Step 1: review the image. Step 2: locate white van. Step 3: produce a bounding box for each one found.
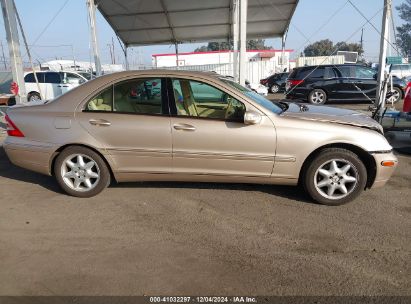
[24,71,88,101]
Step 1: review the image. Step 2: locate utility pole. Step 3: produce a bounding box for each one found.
[86,0,102,76]
[238,0,247,86]
[375,0,391,122]
[1,0,27,103]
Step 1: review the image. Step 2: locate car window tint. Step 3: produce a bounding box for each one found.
[86,86,113,112]
[171,79,245,121]
[335,66,353,78]
[324,67,337,79]
[114,78,162,114]
[24,72,44,83]
[65,73,85,84]
[309,67,325,78]
[45,72,61,84]
[355,66,375,79]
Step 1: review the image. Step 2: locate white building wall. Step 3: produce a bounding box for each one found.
[153,50,291,68]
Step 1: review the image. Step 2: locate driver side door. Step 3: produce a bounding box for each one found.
[169,78,276,177]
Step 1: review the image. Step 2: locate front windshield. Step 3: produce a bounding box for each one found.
[220,78,283,114]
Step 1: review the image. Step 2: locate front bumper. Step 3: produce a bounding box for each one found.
[369,151,398,188]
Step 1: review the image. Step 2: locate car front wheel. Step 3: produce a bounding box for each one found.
[28,92,41,102]
[386,87,402,104]
[308,89,327,105]
[302,148,367,205]
[54,146,111,197]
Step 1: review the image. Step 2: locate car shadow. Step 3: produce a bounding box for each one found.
[0,146,63,193]
[0,145,312,204]
[111,181,311,204]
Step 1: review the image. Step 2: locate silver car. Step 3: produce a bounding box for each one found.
[4,70,398,205]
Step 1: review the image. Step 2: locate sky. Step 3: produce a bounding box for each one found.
[0,0,406,67]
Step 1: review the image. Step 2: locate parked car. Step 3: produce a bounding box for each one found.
[4,70,397,205]
[24,71,88,101]
[245,80,268,96]
[260,72,289,93]
[285,64,407,104]
[388,64,411,79]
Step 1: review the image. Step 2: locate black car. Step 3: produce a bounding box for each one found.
[260,72,289,93]
[285,64,407,104]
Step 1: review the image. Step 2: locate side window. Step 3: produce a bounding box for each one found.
[64,73,86,84]
[309,67,325,78]
[113,78,162,114]
[45,72,62,84]
[24,72,44,83]
[335,66,353,78]
[86,86,113,112]
[24,73,34,83]
[355,66,375,79]
[325,67,337,79]
[171,79,246,121]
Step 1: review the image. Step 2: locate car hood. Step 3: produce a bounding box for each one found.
[281,103,383,133]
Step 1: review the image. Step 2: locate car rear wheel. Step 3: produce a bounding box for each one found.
[302,148,367,205]
[308,89,327,105]
[28,92,41,102]
[270,84,280,93]
[54,146,110,197]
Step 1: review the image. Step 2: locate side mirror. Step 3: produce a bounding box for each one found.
[244,111,262,125]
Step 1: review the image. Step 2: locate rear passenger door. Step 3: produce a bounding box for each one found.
[331,66,360,100]
[44,72,62,99]
[77,77,172,175]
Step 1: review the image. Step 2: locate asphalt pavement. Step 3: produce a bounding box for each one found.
[0,99,410,296]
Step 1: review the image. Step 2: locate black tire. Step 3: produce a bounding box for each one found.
[270,84,280,93]
[386,87,402,104]
[302,148,367,206]
[54,146,110,198]
[308,89,327,105]
[27,92,41,102]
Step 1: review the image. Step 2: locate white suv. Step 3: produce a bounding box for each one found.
[389,64,411,79]
[24,71,88,101]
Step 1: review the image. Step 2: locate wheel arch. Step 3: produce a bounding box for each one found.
[298,143,377,189]
[49,143,116,182]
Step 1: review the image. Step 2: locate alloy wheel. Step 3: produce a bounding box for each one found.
[61,154,100,192]
[314,159,359,200]
[311,91,325,104]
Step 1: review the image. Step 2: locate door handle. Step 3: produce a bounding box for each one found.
[89,119,111,126]
[173,123,196,131]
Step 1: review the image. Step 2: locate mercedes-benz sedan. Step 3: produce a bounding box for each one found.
[4,70,398,205]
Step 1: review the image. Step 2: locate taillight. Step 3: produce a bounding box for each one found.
[5,114,24,137]
[260,79,268,85]
[289,79,304,86]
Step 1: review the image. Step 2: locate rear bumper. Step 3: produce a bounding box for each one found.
[369,151,398,188]
[3,137,54,176]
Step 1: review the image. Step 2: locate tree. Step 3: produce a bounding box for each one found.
[194,39,271,52]
[303,39,363,57]
[303,39,334,56]
[396,0,411,57]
